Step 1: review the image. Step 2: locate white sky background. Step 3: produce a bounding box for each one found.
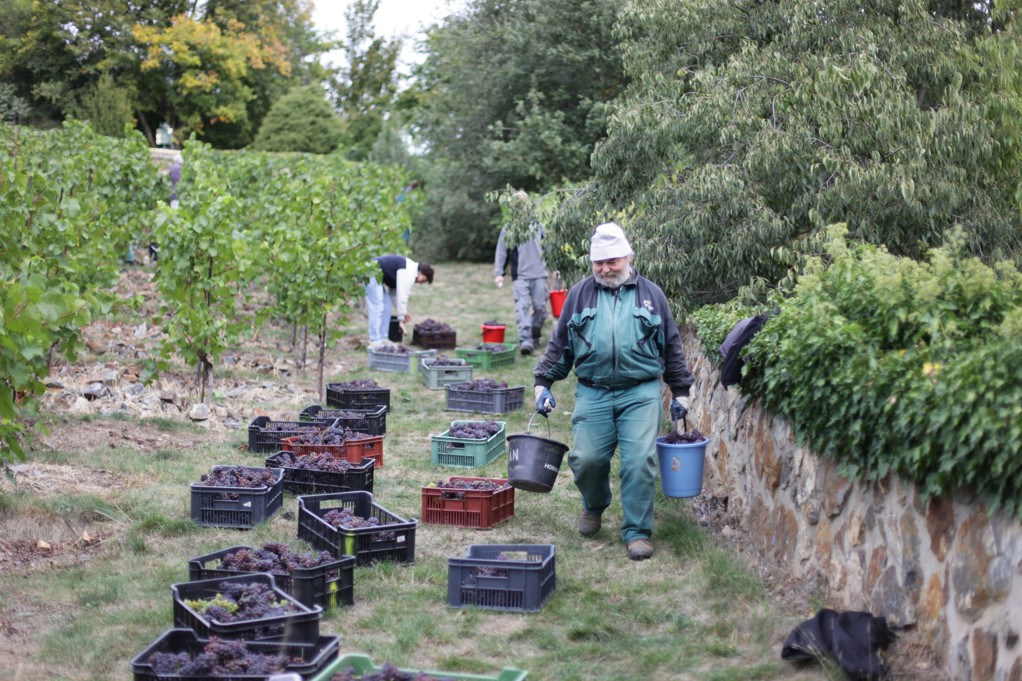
[312,0,468,71]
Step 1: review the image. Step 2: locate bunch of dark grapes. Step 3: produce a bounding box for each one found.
[482,320,502,326]
[451,379,508,392]
[423,354,463,367]
[334,379,380,390]
[463,553,512,583]
[436,479,506,492]
[447,421,500,439]
[321,508,395,542]
[267,422,320,434]
[218,542,336,575]
[375,344,412,355]
[200,467,278,499]
[285,452,356,473]
[415,319,454,334]
[329,662,456,681]
[471,343,509,353]
[319,409,371,419]
[662,428,706,444]
[289,426,373,446]
[150,637,288,676]
[187,581,296,623]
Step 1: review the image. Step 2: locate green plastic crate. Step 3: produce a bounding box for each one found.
[455,343,516,371]
[430,421,506,468]
[419,357,473,390]
[310,653,527,681]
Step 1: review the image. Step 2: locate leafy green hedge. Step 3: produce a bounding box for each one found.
[692,226,1022,519]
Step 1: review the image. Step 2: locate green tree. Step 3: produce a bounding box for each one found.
[412,0,628,261]
[68,73,136,137]
[542,0,1022,307]
[331,0,402,162]
[252,85,344,153]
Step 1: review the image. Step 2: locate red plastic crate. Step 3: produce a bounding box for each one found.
[281,434,384,469]
[421,477,515,529]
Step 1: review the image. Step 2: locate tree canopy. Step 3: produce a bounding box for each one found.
[251,85,344,154]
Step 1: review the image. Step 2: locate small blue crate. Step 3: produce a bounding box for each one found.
[447,544,556,613]
[430,421,506,468]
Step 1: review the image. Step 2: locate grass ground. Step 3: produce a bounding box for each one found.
[0,260,837,681]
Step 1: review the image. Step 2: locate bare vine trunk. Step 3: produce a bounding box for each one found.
[317,315,327,403]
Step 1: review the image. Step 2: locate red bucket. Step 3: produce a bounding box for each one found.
[481,324,506,343]
[549,289,568,318]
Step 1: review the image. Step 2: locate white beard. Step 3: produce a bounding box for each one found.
[593,267,631,289]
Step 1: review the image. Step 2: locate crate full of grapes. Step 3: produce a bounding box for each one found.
[367,345,437,373]
[131,628,341,681]
[411,318,457,349]
[325,378,390,411]
[299,404,387,436]
[247,416,338,453]
[297,491,417,566]
[171,573,323,643]
[188,542,356,610]
[455,343,516,371]
[419,354,473,390]
[445,380,525,415]
[430,420,506,468]
[447,544,556,613]
[265,451,375,496]
[190,465,284,530]
[422,477,515,529]
[281,426,385,469]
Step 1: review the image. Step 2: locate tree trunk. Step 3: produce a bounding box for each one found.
[299,325,308,370]
[203,359,214,407]
[136,111,154,146]
[317,315,327,403]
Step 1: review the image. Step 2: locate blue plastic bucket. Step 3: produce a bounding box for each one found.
[656,436,707,498]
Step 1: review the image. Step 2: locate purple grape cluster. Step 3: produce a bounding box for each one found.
[451,379,508,392]
[150,637,288,676]
[329,663,456,681]
[266,422,319,433]
[278,451,356,473]
[447,421,500,439]
[217,542,336,575]
[322,508,396,542]
[186,581,297,623]
[415,318,454,333]
[200,466,278,489]
[423,354,462,367]
[463,552,512,583]
[288,426,374,446]
[374,344,413,355]
[437,479,506,492]
[334,379,380,390]
[470,344,508,353]
[482,320,502,326]
[662,428,706,444]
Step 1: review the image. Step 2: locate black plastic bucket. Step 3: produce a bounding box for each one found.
[506,415,568,493]
[388,316,403,343]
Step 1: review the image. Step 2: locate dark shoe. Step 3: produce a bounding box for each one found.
[627,538,653,561]
[519,340,534,356]
[578,510,602,536]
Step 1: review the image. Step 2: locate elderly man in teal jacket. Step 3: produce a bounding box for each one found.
[532,222,694,561]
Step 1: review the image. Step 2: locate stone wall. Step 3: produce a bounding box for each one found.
[682,333,1022,681]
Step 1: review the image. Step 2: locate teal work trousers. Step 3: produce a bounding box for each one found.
[568,379,662,543]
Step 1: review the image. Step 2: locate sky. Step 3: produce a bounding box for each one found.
[312,0,467,70]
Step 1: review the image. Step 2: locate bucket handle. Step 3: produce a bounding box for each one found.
[525,411,553,438]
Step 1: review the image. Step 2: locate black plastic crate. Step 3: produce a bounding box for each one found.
[190,466,284,530]
[299,404,387,436]
[447,544,556,613]
[188,544,356,610]
[297,491,417,567]
[325,382,391,411]
[411,327,457,349]
[130,628,339,681]
[247,416,336,453]
[265,451,375,496]
[171,573,321,643]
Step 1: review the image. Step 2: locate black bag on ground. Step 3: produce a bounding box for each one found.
[781,608,897,681]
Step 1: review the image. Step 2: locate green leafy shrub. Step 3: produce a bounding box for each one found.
[693,225,1022,518]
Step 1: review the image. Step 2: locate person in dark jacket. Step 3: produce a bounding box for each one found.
[494,191,549,355]
[366,255,434,349]
[533,222,695,560]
